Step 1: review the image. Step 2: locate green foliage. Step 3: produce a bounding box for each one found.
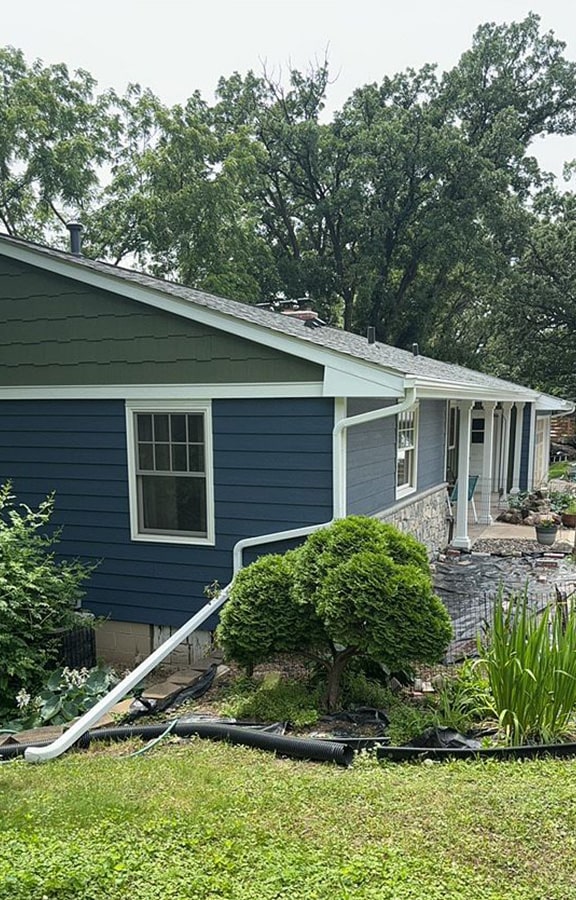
[0,483,94,719]
[317,550,453,672]
[292,515,429,609]
[479,591,576,745]
[1,746,576,899]
[433,660,493,734]
[216,551,325,671]
[385,698,438,747]
[549,460,571,480]
[219,518,451,711]
[8,665,117,731]
[220,675,321,727]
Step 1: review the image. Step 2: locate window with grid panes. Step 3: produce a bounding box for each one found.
[396,409,417,496]
[134,411,208,537]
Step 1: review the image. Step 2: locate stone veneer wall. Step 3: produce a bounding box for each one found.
[376,484,450,559]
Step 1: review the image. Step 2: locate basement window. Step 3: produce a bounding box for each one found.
[126,401,214,545]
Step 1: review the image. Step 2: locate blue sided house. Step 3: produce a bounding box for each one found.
[0,233,572,664]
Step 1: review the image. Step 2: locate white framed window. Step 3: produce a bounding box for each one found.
[396,408,418,498]
[126,400,215,545]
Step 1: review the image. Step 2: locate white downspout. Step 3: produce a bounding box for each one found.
[232,383,418,568]
[25,381,417,763]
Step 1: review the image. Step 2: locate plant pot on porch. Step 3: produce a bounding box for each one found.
[535,525,558,546]
[561,511,576,528]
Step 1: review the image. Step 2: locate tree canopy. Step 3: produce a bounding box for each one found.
[2,13,576,395]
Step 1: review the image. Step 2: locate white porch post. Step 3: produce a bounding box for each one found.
[479,401,496,525]
[500,402,512,500]
[510,402,526,495]
[452,400,473,549]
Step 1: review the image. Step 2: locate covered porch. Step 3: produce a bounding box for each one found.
[447,398,552,551]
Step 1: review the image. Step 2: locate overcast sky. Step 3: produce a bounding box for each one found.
[3,0,576,177]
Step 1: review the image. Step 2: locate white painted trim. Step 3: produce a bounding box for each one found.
[333,398,348,517]
[527,404,536,490]
[414,382,537,403]
[323,366,403,398]
[0,239,406,395]
[125,399,215,546]
[510,402,526,494]
[395,404,419,500]
[0,381,325,401]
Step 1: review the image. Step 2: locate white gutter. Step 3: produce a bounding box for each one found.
[25,382,417,763]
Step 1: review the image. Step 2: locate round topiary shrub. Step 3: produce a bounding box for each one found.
[319,551,453,672]
[216,550,326,671]
[292,515,429,608]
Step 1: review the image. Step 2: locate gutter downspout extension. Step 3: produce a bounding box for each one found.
[25,382,417,763]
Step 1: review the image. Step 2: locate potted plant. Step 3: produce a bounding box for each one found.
[534,513,560,545]
[561,500,576,528]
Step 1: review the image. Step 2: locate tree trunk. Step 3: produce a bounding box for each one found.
[324,647,357,712]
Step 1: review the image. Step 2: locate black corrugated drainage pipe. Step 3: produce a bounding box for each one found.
[0,722,354,767]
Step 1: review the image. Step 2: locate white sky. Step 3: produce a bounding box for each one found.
[3,0,576,177]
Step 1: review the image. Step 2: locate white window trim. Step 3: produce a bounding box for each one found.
[396,406,419,500]
[125,399,215,546]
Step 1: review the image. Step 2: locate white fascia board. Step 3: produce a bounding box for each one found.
[0,241,405,392]
[534,396,575,413]
[414,380,537,403]
[323,366,403,398]
[0,381,325,401]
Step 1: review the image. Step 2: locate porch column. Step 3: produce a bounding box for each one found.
[452,400,473,550]
[510,402,526,495]
[500,402,513,500]
[479,401,496,524]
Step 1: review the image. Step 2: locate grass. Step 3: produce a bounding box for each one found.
[548,459,571,480]
[1,741,576,899]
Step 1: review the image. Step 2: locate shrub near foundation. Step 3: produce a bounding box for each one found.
[218,517,452,711]
[0,483,94,721]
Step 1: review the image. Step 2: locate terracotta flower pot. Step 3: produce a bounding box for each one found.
[561,512,576,528]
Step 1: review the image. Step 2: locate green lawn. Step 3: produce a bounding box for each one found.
[1,740,575,899]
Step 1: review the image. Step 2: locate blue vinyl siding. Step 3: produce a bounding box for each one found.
[346,398,447,517]
[0,397,333,628]
[417,400,446,491]
[346,399,396,516]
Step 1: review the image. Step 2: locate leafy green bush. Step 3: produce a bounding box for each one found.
[318,550,452,672]
[217,551,325,672]
[479,591,576,745]
[292,515,429,609]
[218,517,452,711]
[0,482,95,719]
[220,676,321,727]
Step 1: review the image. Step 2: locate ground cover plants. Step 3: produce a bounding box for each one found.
[1,743,576,899]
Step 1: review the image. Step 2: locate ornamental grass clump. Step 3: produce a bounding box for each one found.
[479,591,576,746]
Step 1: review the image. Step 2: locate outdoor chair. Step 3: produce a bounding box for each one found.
[448,474,479,524]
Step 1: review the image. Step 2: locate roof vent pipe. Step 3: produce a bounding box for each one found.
[412,342,419,357]
[66,222,84,256]
[367,327,376,344]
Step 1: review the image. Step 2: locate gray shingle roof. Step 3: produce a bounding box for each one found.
[0,233,568,405]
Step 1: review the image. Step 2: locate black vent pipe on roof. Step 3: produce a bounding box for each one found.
[367,326,376,344]
[66,221,84,256]
[412,342,419,357]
